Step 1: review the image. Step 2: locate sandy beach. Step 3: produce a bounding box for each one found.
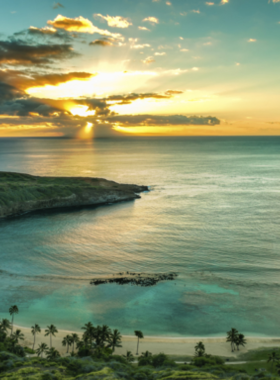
[12,324,280,358]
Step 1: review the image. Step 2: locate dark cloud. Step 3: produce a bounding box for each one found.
[105,92,176,105]
[165,90,183,95]
[0,97,63,117]
[53,2,64,9]
[0,82,26,102]
[0,83,219,137]
[89,38,114,47]
[108,114,220,126]
[0,39,77,66]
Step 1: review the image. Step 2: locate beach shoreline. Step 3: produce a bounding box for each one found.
[11,323,280,358]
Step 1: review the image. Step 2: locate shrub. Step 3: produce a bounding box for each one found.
[24,346,35,354]
[134,373,149,380]
[108,361,129,372]
[192,356,225,367]
[152,353,169,367]
[77,346,92,357]
[162,359,177,368]
[111,355,129,365]
[178,364,195,371]
[138,357,152,366]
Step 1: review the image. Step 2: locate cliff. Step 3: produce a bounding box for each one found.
[0,171,148,218]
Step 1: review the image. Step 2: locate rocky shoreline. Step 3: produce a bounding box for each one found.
[0,171,148,218]
[90,272,178,287]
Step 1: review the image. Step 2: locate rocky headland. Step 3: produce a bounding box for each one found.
[0,171,148,218]
[90,272,178,287]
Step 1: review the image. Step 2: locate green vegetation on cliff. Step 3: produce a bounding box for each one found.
[1,350,280,380]
[0,171,148,218]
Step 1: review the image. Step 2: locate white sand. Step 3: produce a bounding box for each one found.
[12,324,280,358]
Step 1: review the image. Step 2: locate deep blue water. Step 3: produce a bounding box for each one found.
[0,137,280,336]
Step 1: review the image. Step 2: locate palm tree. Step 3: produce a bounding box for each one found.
[82,322,95,347]
[123,350,134,363]
[235,334,246,351]
[0,318,11,333]
[71,333,80,354]
[76,339,85,351]
[45,324,58,348]
[96,325,111,347]
[267,352,280,372]
[108,329,122,352]
[36,342,48,358]
[62,335,72,353]
[9,305,19,336]
[12,329,24,343]
[226,328,238,352]
[195,341,205,357]
[46,347,60,360]
[31,324,41,350]
[140,350,152,358]
[134,330,144,355]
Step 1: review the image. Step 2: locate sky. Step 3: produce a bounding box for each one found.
[0,0,279,138]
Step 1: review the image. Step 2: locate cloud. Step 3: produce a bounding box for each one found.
[166,1,172,5]
[29,26,58,35]
[0,85,220,137]
[0,69,95,90]
[106,92,176,104]
[143,17,159,24]
[138,26,150,31]
[163,68,189,75]
[0,82,26,102]
[165,90,183,95]
[15,26,74,42]
[220,0,229,4]
[47,15,123,39]
[94,14,132,28]
[29,72,95,88]
[108,114,220,126]
[128,38,150,49]
[180,48,189,52]
[155,52,166,56]
[206,2,214,5]
[89,38,116,46]
[248,38,257,42]
[0,39,77,66]
[53,2,64,9]
[131,44,151,49]
[142,56,155,64]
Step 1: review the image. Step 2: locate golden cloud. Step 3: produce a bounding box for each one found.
[47,15,123,39]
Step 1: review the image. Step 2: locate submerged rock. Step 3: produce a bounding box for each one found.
[90,272,178,287]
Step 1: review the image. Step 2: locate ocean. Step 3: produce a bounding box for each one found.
[0,136,280,337]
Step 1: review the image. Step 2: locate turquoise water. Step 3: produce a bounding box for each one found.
[0,137,280,336]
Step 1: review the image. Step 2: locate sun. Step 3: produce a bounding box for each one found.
[70,105,96,117]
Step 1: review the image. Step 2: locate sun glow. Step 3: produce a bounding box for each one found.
[26,71,158,99]
[69,105,96,117]
[77,122,94,139]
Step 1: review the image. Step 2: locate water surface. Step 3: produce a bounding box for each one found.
[0,137,279,336]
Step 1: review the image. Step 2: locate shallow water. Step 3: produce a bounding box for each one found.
[0,137,280,336]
